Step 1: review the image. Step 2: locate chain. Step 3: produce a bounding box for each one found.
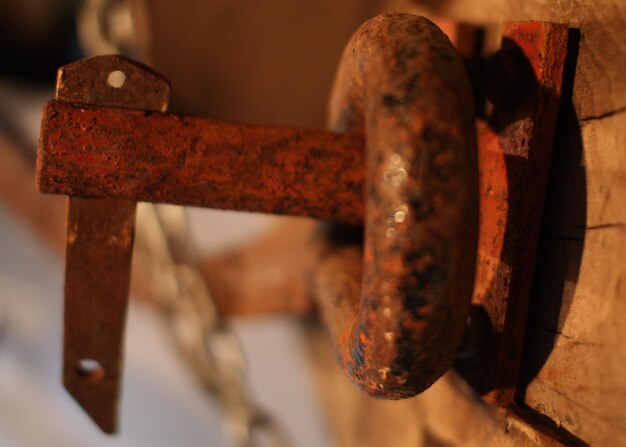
[77,2,290,445]
[135,206,290,447]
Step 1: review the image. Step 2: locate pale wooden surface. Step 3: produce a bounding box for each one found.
[522,113,626,444]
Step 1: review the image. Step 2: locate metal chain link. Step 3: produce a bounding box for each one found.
[77,2,291,445]
[136,205,290,447]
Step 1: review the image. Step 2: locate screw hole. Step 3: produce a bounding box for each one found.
[76,358,105,384]
[107,70,126,88]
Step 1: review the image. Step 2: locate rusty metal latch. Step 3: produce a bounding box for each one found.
[36,13,568,433]
[41,56,170,432]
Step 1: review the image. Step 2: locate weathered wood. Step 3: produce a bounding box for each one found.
[521,113,626,445]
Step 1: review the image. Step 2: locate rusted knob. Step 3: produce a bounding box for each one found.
[316,13,478,398]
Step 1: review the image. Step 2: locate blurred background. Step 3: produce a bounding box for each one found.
[0,0,386,445]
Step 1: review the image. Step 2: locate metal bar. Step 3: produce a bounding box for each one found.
[37,100,365,225]
[47,55,171,433]
[63,197,136,432]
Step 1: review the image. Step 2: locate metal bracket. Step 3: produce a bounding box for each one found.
[41,55,170,433]
[456,22,568,405]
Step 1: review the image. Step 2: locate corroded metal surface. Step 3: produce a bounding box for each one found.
[46,55,170,433]
[63,197,136,433]
[319,13,478,398]
[54,55,169,112]
[37,101,365,224]
[456,22,569,405]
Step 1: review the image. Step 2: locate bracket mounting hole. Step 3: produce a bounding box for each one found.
[107,70,126,88]
[76,358,105,383]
